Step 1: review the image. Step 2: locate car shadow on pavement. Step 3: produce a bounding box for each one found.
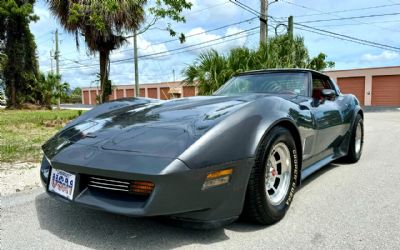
[35,193,230,249]
[227,163,345,233]
[34,163,344,248]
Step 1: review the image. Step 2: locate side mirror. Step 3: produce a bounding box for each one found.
[321,89,336,99]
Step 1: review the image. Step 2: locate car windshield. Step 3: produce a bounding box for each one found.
[214,72,308,96]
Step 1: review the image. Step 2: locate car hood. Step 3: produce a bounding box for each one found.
[43,95,265,159]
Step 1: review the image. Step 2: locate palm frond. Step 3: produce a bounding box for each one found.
[182,34,334,94]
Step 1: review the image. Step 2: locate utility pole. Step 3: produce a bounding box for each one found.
[288,15,294,39]
[133,29,139,97]
[260,0,278,44]
[260,0,267,44]
[54,29,61,109]
[173,69,175,82]
[50,50,54,73]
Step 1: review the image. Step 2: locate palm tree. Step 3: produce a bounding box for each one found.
[183,34,335,94]
[183,50,229,95]
[37,72,69,108]
[47,0,147,102]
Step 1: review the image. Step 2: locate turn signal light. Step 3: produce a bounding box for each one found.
[130,181,155,195]
[206,168,233,179]
[202,168,233,190]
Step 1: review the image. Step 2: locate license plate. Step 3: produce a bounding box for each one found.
[48,168,76,200]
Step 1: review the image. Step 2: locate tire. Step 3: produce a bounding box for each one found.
[342,114,364,163]
[243,126,299,225]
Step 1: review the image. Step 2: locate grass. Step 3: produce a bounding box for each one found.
[0,109,83,163]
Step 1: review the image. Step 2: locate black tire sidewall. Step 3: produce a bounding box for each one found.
[257,127,298,220]
[352,115,364,160]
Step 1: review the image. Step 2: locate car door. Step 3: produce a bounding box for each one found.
[308,73,344,163]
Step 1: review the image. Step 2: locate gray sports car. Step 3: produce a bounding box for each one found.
[40,69,364,228]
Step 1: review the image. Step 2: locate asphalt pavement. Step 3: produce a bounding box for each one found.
[1,112,400,250]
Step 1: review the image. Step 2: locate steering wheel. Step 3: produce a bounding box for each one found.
[265,82,283,93]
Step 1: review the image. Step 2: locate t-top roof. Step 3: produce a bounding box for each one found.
[238,68,328,77]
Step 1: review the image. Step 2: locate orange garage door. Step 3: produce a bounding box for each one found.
[83,91,89,105]
[183,86,196,97]
[337,77,365,105]
[147,88,157,98]
[160,87,170,100]
[372,75,400,106]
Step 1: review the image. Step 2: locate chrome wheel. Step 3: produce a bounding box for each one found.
[355,122,363,154]
[265,142,292,205]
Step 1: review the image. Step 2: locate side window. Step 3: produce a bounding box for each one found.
[312,75,334,100]
[329,78,341,94]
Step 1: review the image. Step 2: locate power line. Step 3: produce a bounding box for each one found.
[312,19,400,28]
[57,27,258,71]
[280,0,399,33]
[60,56,94,67]
[229,0,260,17]
[229,0,281,23]
[298,12,400,24]
[229,0,400,51]
[129,30,258,62]
[118,17,257,53]
[295,26,398,52]
[143,1,231,38]
[280,3,400,18]
[188,1,230,15]
[112,30,257,69]
[56,30,257,72]
[57,17,258,67]
[55,7,256,59]
[295,23,400,52]
[115,27,257,62]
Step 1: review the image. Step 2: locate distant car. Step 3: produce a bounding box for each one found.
[40,69,363,228]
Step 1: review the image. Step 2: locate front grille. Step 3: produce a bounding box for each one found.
[88,176,130,192]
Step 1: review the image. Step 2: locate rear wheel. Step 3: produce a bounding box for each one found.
[343,114,364,163]
[243,126,298,225]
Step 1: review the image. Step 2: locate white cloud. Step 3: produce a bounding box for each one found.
[361,51,399,62]
[184,26,249,54]
[118,35,170,60]
[186,27,220,43]
[137,36,169,57]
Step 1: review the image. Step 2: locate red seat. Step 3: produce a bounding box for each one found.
[312,89,323,100]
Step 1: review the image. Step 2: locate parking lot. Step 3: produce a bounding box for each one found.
[1,111,400,249]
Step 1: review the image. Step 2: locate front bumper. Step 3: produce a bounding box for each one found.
[40,145,254,223]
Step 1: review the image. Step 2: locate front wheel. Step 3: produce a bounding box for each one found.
[243,126,298,225]
[343,114,364,163]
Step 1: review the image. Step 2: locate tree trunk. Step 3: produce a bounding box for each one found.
[99,50,111,103]
[10,79,16,107]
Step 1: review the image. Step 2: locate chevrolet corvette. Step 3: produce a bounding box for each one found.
[41,69,364,228]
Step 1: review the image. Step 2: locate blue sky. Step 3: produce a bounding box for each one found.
[30,0,400,89]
